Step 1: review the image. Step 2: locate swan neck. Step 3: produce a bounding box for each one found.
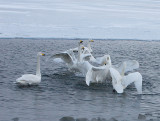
[121,62,126,76]
[78,43,82,62]
[87,42,91,51]
[36,55,41,76]
[109,60,112,66]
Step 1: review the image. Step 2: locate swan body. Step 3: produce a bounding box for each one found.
[86,64,111,86]
[85,56,112,86]
[16,52,45,86]
[16,74,41,86]
[109,66,142,94]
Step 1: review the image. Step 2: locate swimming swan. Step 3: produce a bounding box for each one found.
[109,63,142,94]
[16,52,45,86]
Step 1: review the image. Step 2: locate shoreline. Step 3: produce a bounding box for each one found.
[0,37,159,42]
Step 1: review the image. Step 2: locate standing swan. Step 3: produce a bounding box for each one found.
[16,52,45,86]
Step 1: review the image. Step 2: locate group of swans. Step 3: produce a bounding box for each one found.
[50,40,143,94]
[15,40,142,94]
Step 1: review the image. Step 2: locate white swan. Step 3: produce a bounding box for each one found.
[85,56,140,86]
[50,41,92,72]
[16,52,45,86]
[85,55,112,86]
[109,63,142,94]
[87,39,94,53]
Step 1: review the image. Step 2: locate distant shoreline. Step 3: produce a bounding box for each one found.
[0,37,159,42]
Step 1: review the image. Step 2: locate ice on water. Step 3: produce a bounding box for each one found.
[0,0,160,40]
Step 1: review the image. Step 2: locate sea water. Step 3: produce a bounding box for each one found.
[0,38,160,121]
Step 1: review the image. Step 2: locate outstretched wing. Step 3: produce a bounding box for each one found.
[109,67,123,93]
[122,72,142,94]
[50,52,73,65]
[114,60,139,74]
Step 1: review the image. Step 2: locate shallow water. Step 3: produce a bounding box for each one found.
[0,39,160,121]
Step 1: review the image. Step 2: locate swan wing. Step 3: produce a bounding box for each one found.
[51,52,73,65]
[109,67,123,93]
[86,65,110,85]
[83,47,91,54]
[86,69,93,86]
[122,72,142,94]
[77,61,92,75]
[124,60,139,71]
[85,66,104,86]
[93,56,104,65]
[114,60,139,74]
[82,53,92,61]
[92,66,106,71]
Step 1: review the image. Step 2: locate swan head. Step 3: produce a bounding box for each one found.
[104,55,111,65]
[38,52,45,56]
[89,40,94,42]
[80,40,83,43]
[81,46,85,50]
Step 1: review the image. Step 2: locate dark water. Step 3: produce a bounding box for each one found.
[0,38,160,121]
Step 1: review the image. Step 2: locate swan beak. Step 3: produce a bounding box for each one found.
[41,53,45,56]
[90,40,94,42]
[80,40,83,43]
[104,62,106,65]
